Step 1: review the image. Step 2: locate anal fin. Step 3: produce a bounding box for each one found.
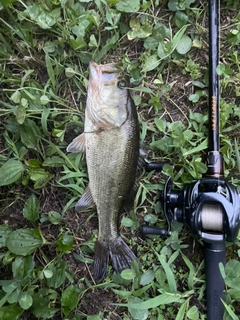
[75,187,95,211]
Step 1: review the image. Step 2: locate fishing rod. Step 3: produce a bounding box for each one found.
[141,0,240,318]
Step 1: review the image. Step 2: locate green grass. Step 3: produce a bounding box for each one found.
[1,0,240,319]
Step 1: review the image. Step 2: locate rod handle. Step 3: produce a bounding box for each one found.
[204,241,226,320]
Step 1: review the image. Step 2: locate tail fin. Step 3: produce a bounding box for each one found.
[110,237,138,274]
[93,237,137,282]
[93,241,110,282]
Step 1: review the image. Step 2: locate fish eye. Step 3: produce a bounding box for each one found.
[117,80,127,89]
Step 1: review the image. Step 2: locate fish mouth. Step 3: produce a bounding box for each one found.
[89,60,121,75]
[89,61,122,84]
[88,61,123,102]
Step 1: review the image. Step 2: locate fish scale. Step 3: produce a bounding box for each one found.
[67,61,139,281]
[87,114,138,241]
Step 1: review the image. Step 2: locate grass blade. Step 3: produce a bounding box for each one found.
[234,138,240,172]
[155,251,177,293]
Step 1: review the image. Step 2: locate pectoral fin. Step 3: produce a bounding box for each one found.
[75,187,95,211]
[67,133,85,153]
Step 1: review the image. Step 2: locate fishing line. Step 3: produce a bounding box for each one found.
[200,203,223,232]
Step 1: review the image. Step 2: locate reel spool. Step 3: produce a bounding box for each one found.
[200,204,223,232]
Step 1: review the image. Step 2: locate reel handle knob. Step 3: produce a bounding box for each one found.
[140,225,170,236]
[145,162,168,172]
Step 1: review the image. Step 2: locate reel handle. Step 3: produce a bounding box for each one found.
[204,241,226,319]
[145,162,168,172]
[140,225,169,236]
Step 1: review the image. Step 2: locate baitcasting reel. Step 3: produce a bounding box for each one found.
[162,176,240,243]
[141,163,240,243]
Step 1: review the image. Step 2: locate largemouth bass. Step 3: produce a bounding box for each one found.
[67,61,139,282]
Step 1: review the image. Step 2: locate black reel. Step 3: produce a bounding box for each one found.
[141,176,240,243]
